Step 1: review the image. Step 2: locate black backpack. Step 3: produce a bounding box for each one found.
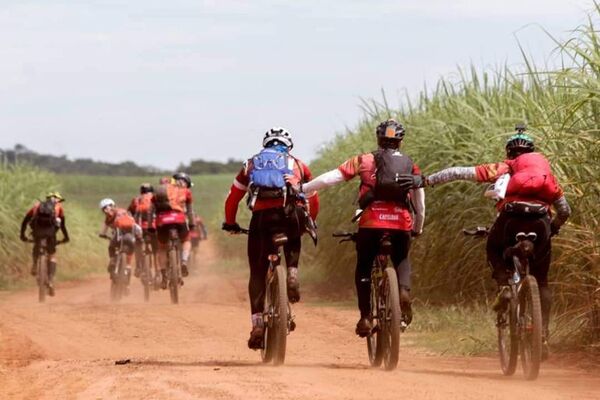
[360,149,414,208]
[33,199,56,229]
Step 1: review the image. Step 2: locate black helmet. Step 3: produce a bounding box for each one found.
[140,183,154,194]
[376,119,405,141]
[172,172,193,188]
[506,124,535,159]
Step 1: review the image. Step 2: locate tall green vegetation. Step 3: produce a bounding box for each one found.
[310,8,600,351]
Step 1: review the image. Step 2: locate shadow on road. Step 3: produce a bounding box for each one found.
[130,359,370,370]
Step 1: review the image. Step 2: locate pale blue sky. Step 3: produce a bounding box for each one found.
[0,0,593,169]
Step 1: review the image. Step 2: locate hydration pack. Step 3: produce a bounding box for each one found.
[153,184,186,213]
[372,149,414,202]
[248,148,292,208]
[33,200,57,229]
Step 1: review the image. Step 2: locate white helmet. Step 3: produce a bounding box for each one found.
[99,198,115,210]
[263,126,293,150]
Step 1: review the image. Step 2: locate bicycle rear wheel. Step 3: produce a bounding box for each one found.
[110,255,125,302]
[497,291,518,376]
[519,275,542,380]
[272,264,289,365]
[168,248,180,304]
[142,252,152,302]
[382,267,401,371]
[367,273,383,367]
[37,254,48,303]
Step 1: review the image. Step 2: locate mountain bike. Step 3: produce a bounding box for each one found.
[464,226,543,380]
[240,228,296,366]
[101,229,131,302]
[140,231,158,302]
[28,237,63,303]
[166,227,183,304]
[333,231,403,371]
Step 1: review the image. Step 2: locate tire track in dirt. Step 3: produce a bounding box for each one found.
[0,239,599,399]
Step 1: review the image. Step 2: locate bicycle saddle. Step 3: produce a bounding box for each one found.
[272,233,288,247]
[516,232,537,242]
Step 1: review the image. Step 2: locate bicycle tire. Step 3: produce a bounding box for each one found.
[519,275,542,380]
[272,264,288,365]
[498,291,518,376]
[168,247,180,304]
[37,254,48,303]
[367,272,383,367]
[261,267,275,363]
[382,267,401,371]
[143,252,152,302]
[111,255,124,302]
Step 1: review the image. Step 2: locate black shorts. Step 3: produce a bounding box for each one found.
[157,223,189,245]
[33,234,57,256]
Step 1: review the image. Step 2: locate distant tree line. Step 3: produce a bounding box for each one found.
[0,144,242,176]
[177,158,243,175]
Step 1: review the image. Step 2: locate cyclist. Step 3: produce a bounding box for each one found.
[288,119,425,337]
[412,125,571,357]
[222,127,319,349]
[20,192,70,296]
[152,172,195,288]
[99,198,138,291]
[128,183,157,278]
[189,212,208,256]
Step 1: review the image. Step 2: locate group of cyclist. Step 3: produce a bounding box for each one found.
[222,122,570,359]
[20,120,571,360]
[21,173,207,297]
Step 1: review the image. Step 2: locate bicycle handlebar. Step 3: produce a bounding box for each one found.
[463,226,489,237]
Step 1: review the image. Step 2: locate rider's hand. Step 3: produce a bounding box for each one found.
[396,174,424,190]
[188,224,196,229]
[61,237,70,244]
[20,234,27,242]
[284,174,302,192]
[411,230,421,238]
[222,222,241,234]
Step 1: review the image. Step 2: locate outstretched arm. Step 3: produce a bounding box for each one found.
[411,188,425,234]
[426,167,477,186]
[301,169,345,194]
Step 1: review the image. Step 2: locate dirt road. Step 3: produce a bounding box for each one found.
[1,240,598,400]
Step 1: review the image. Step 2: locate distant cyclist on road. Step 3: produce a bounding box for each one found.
[20,192,70,296]
[128,183,157,278]
[189,212,208,259]
[403,124,571,358]
[99,198,138,292]
[287,119,425,337]
[152,173,195,288]
[222,127,319,349]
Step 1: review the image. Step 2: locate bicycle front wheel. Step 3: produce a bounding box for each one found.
[497,290,518,376]
[519,275,542,380]
[367,272,383,367]
[381,267,401,371]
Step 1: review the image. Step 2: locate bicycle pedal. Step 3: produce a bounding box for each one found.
[289,320,296,332]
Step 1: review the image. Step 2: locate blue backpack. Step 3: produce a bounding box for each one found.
[248,148,292,208]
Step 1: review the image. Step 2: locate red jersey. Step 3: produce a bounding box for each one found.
[338,152,420,230]
[128,193,155,229]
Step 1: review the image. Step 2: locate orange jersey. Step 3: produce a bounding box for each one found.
[105,208,135,231]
